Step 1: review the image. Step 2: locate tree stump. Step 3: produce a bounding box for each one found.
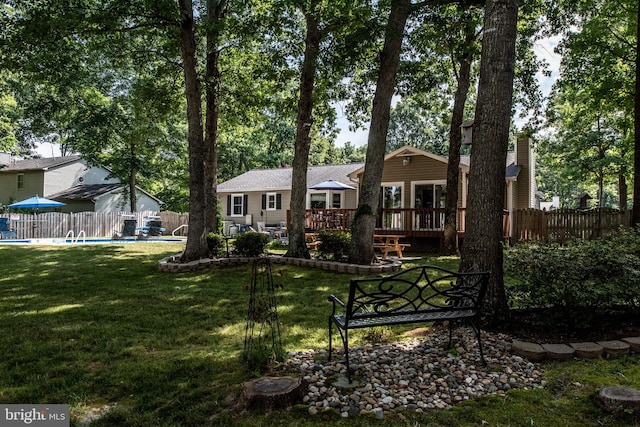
[241,376,305,410]
[598,386,640,420]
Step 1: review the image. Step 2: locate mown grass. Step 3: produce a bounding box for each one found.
[0,243,638,426]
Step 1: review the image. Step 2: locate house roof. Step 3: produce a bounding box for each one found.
[460,151,519,178]
[0,155,83,172]
[217,163,364,193]
[218,145,526,193]
[48,184,124,201]
[48,184,163,204]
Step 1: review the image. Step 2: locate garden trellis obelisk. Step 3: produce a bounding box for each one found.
[243,256,284,371]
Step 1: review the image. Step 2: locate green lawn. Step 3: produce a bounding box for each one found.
[0,243,638,426]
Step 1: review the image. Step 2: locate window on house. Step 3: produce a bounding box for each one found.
[17,174,24,191]
[310,192,327,209]
[266,193,277,210]
[414,183,446,208]
[380,184,402,209]
[379,184,403,229]
[262,193,281,211]
[332,193,341,208]
[231,194,244,217]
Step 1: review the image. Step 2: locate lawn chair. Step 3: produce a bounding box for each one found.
[0,217,17,239]
[256,221,272,236]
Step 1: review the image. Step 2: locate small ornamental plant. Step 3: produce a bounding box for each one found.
[317,230,351,261]
[205,232,225,258]
[234,231,271,257]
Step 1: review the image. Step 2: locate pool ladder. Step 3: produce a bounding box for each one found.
[64,230,86,243]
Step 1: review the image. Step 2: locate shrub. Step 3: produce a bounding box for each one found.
[206,233,225,258]
[317,230,351,261]
[233,231,271,257]
[504,227,640,326]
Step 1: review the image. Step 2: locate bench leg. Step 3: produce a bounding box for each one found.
[468,320,487,366]
[343,328,351,383]
[328,317,333,361]
[449,320,486,366]
[329,325,353,383]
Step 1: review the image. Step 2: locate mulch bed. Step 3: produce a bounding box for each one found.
[489,307,640,344]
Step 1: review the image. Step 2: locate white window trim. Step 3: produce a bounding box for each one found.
[230,193,244,217]
[380,182,404,209]
[306,190,328,209]
[266,192,277,211]
[331,192,342,209]
[411,180,446,209]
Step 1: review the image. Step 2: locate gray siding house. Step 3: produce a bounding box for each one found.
[0,155,162,213]
[217,163,363,228]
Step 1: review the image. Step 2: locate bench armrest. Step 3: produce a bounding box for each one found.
[328,294,346,317]
[327,294,345,307]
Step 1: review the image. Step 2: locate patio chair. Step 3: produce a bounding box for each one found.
[256,221,272,236]
[0,217,17,239]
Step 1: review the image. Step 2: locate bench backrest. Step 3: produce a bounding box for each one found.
[346,265,490,319]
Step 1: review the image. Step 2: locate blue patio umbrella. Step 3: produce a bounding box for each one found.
[9,195,65,209]
[308,180,355,191]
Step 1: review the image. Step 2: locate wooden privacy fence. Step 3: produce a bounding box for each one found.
[512,208,632,243]
[0,211,189,240]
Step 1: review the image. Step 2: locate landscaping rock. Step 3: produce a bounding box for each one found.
[541,343,575,360]
[622,337,640,353]
[597,340,630,357]
[279,329,544,417]
[570,342,604,359]
[511,341,546,362]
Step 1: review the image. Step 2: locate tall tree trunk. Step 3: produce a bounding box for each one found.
[633,0,640,227]
[204,0,226,235]
[443,18,475,254]
[349,0,411,265]
[286,4,321,259]
[459,0,518,326]
[179,0,208,261]
[620,172,628,211]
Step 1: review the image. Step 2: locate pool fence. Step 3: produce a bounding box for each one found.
[0,211,189,239]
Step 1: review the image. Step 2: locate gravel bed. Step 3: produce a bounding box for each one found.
[278,326,545,418]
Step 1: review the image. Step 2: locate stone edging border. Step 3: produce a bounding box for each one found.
[511,337,640,361]
[158,253,403,275]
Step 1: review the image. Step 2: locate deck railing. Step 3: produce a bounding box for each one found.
[296,208,469,235]
[295,207,511,238]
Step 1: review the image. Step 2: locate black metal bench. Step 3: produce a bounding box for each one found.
[328,265,490,382]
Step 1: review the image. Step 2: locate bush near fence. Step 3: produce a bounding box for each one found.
[0,211,189,239]
[504,228,640,327]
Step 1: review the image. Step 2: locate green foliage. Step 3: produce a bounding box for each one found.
[317,230,351,261]
[504,228,640,326]
[233,231,271,257]
[541,0,636,209]
[205,232,225,258]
